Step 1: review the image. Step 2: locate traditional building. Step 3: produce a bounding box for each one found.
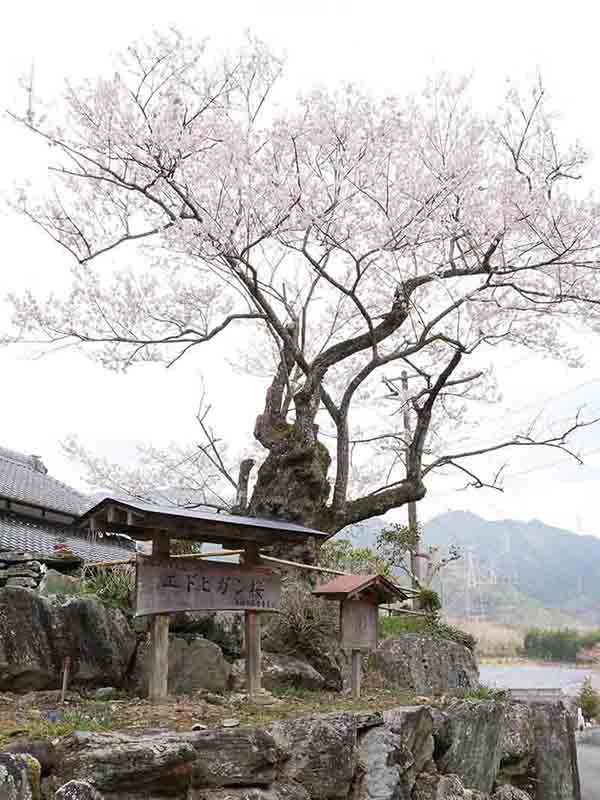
[0,445,135,561]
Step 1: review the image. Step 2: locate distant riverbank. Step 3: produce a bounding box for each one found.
[479,660,600,697]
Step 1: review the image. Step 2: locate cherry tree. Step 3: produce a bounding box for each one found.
[6,32,600,557]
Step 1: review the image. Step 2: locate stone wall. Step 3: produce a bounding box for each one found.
[0,550,83,592]
[2,701,580,800]
[0,554,45,590]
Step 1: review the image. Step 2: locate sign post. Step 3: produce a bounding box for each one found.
[136,550,281,702]
[313,574,407,699]
[148,532,170,704]
[243,543,262,699]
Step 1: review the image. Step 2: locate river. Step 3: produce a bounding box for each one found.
[480,661,600,799]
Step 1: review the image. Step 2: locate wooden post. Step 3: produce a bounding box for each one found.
[351,649,361,699]
[149,531,170,704]
[244,543,261,699]
[60,656,71,704]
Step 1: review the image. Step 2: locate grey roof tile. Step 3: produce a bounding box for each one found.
[81,495,328,537]
[0,447,88,516]
[0,512,135,562]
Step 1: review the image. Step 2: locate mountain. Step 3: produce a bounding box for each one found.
[341,511,600,627]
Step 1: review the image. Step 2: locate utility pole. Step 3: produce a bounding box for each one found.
[401,370,421,605]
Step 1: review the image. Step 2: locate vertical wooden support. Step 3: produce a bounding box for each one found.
[351,649,361,699]
[149,531,170,704]
[244,543,261,699]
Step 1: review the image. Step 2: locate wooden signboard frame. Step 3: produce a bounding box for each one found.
[340,599,378,651]
[141,536,277,704]
[136,556,281,616]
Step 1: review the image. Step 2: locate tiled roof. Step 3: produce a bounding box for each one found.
[0,512,135,562]
[313,573,407,602]
[81,495,328,537]
[0,446,88,516]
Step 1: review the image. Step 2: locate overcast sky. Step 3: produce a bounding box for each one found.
[1,0,600,535]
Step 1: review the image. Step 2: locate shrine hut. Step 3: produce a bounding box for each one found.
[314,574,408,697]
[79,496,328,702]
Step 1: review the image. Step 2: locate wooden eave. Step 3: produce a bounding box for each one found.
[79,496,327,548]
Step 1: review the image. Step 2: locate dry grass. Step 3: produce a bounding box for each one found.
[0,685,417,746]
[447,617,523,658]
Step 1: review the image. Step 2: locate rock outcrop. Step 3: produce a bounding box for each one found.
[0,699,581,800]
[169,611,244,661]
[189,784,310,800]
[355,706,433,800]
[231,652,327,692]
[496,703,535,792]
[0,587,136,691]
[437,700,507,794]
[130,636,230,695]
[492,788,534,800]
[55,781,105,799]
[530,702,580,800]
[375,634,479,695]
[0,752,41,800]
[412,773,472,799]
[268,713,357,800]
[49,727,284,797]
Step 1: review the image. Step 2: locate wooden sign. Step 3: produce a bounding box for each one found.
[136,556,281,616]
[340,599,378,651]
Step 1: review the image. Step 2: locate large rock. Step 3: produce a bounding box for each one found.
[355,707,433,800]
[497,703,535,791]
[383,706,434,776]
[438,700,506,794]
[491,788,532,800]
[268,713,357,800]
[189,727,283,787]
[0,753,41,800]
[130,636,230,695]
[169,611,244,661]
[52,730,197,795]
[375,634,478,695]
[58,595,136,687]
[0,588,136,691]
[428,707,452,759]
[530,702,579,800]
[301,641,347,692]
[3,737,58,776]
[412,773,470,799]
[55,781,105,799]
[190,785,309,800]
[231,652,327,692]
[52,727,284,795]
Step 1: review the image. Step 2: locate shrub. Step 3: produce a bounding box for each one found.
[379,612,476,652]
[263,579,338,657]
[80,565,135,609]
[523,628,582,662]
[464,684,507,701]
[418,587,442,613]
[577,677,600,722]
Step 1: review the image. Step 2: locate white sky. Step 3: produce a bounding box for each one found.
[1,0,600,534]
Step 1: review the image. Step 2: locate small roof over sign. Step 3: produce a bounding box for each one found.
[313,573,408,605]
[79,495,328,547]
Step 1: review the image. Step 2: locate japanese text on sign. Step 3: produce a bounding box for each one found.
[135,556,281,616]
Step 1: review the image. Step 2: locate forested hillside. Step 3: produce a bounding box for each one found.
[342,511,600,626]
